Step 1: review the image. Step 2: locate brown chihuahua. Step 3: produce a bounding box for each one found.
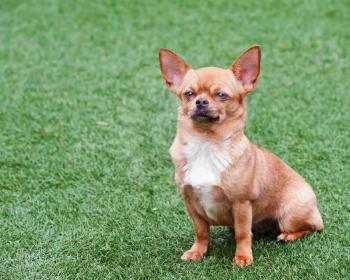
[158,46,323,266]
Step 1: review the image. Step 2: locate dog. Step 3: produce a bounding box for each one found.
[158,46,323,266]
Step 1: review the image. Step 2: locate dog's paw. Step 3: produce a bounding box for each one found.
[181,250,205,261]
[234,255,253,267]
[277,233,294,242]
[277,231,310,242]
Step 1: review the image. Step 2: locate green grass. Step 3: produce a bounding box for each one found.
[1,0,349,279]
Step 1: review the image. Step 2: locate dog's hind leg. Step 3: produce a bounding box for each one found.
[276,183,323,242]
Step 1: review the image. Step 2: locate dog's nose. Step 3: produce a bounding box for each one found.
[195,98,209,109]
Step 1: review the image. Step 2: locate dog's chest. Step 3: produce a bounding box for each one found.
[183,135,231,220]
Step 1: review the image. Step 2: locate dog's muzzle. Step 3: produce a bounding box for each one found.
[191,109,220,123]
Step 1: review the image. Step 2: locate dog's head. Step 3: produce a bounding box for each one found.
[159,46,260,127]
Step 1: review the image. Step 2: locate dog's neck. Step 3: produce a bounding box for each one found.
[178,113,251,177]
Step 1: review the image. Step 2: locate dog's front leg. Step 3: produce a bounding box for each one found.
[233,200,253,266]
[181,200,210,261]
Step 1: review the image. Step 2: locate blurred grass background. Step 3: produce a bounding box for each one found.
[0,0,349,279]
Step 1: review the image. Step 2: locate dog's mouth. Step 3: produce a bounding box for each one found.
[191,110,220,123]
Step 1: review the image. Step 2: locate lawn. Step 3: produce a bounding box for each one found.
[1,0,349,279]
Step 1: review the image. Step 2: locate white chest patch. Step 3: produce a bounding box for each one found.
[183,135,231,221]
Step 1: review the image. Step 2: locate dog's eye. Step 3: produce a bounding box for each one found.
[184,90,194,97]
[216,92,228,99]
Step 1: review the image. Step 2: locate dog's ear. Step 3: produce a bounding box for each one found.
[159,48,191,93]
[231,46,261,94]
